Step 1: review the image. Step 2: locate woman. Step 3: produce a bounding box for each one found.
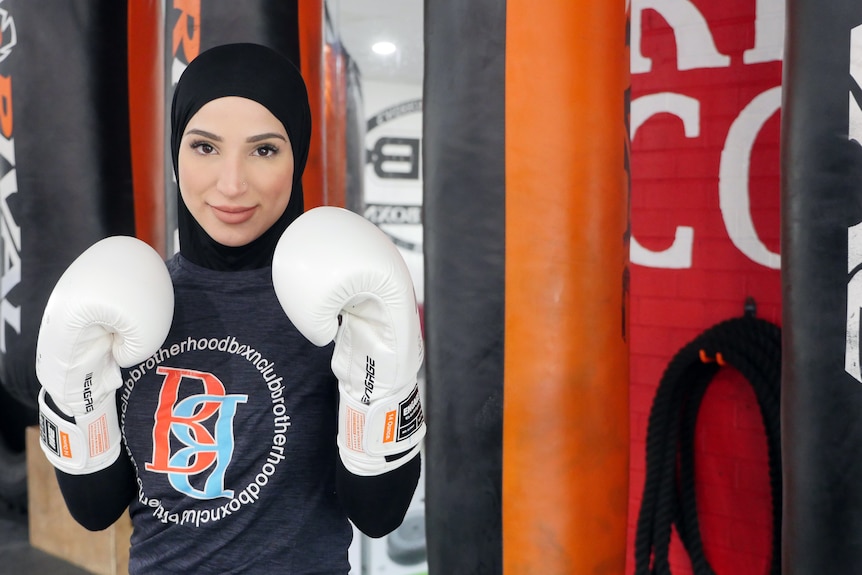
[41,43,422,574]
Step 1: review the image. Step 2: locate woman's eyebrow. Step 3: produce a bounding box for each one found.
[184,128,221,141]
[246,132,288,143]
[183,128,287,143]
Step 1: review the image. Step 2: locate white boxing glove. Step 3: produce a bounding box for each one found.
[36,236,174,475]
[272,206,426,476]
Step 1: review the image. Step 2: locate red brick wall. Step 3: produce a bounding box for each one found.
[626,1,783,573]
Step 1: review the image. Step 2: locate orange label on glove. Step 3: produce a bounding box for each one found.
[60,431,72,459]
[383,410,397,443]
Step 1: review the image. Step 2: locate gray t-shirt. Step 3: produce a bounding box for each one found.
[120,255,352,574]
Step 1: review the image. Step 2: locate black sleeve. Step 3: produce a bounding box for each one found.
[54,454,136,531]
[44,391,137,531]
[335,451,421,538]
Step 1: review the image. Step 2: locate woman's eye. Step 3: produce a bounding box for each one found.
[255,144,278,157]
[190,141,215,155]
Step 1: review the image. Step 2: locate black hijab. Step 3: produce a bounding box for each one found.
[170,43,311,271]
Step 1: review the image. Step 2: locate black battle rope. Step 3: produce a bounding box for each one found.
[633,307,782,575]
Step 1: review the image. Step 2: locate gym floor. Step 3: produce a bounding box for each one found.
[0,508,90,575]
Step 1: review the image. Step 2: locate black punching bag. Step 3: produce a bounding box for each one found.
[0,0,137,408]
[781,0,862,571]
[423,0,506,572]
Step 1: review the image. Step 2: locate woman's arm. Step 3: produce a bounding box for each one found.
[44,392,136,531]
[54,454,136,531]
[335,451,421,538]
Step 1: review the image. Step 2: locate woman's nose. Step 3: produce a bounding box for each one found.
[216,156,247,197]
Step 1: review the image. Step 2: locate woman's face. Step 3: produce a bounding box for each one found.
[178,96,295,247]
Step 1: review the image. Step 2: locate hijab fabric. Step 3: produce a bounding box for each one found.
[170,42,312,270]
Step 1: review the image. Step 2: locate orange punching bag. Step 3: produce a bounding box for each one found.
[424,1,631,573]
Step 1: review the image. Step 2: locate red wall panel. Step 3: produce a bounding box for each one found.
[627,0,782,573]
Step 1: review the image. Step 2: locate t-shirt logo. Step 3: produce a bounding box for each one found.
[145,366,248,500]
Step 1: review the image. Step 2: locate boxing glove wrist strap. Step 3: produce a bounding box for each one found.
[38,389,122,475]
[337,381,426,476]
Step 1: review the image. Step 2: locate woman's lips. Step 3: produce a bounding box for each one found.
[211,205,255,224]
